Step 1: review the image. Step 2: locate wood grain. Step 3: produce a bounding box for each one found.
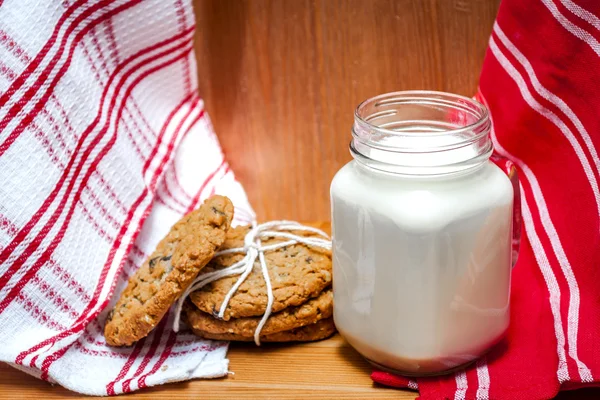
[193,0,501,221]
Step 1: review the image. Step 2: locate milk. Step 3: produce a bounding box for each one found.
[331,160,513,375]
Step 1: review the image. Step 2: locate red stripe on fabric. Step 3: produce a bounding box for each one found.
[171,163,193,200]
[463,363,480,399]
[155,191,185,214]
[156,110,207,212]
[0,0,90,106]
[105,18,120,63]
[0,27,194,295]
[74,342,215,360]
[31,275,79,320]
[0,0,103,125]
[169,344,217,358]
[48,258,91,303]
[40,343,73,381]
[29,121,65,166]
[186,156,225,214]
[0,60,16,81]
[0,213,92,305]
[131,244,148,260]
[120,258,139,282]
[137,331,177,389]
[143,98,201,216]
[0,0,143,158]
[16,293,68,331]
[90,319,108,341]
[74,341,129,359]
[121,318,169,393]
[0,30,29,64]
[15,90,196,367]
[144,100,205,215]
[0,50,125,257]
[94,171,129,215]
[103,17,158,155]
[6,47,196,328]
[0,213,18,236]
[0,0,112,120]
[0,28,131,218]
[82,186,122,232]
[79,200,113,243]
[208,164,231,197]
[87,24,154,154]
[29,354,40,369]
[148,99,204,214]
[129,101,158,145]
[141,97,198,174]
[106,336,147,395]
[121,114,151,157]
[106,14,159,145]
[81,330,107,348]
[162,173,190,210]
[174,0,192,94]
[0,53,72,164]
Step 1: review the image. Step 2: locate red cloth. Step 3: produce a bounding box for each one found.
[371,0,600,398]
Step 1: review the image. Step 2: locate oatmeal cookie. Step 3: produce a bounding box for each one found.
[185,288,332,337]
[189,225,332,320]
[191,318,336,343]
[104,195,234,346]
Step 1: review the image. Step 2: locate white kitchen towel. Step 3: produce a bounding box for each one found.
[0,0,255,395]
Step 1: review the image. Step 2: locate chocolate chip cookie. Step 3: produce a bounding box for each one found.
[188,225,332,321]
[104,195,234,347]
[185,288,332,337]
[191,318,336,342]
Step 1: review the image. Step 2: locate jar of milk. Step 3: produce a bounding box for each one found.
[330,91,513,376]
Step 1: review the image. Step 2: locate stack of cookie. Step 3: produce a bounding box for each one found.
[184,225,336,343]
[104,195,335,347]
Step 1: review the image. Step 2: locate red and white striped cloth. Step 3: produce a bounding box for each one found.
[372,0,600,399]
[0,0,254,395]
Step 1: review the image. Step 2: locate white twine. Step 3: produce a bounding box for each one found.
[173,221,331,345]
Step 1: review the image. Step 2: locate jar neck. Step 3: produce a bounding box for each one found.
[351,91,493,176]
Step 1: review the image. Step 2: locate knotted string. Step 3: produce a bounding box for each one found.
[173,221,332,345]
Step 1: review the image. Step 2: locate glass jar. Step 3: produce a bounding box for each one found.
[330,91,513,376]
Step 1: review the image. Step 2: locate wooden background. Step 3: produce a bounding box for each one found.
[193,0,502,221]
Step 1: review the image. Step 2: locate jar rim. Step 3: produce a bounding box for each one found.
[354,90,489,144]
[351,90,493,175]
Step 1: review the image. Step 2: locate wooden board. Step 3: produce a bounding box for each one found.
[193,0,502,221]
